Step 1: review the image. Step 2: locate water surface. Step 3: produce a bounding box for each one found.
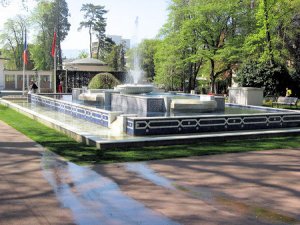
[41,151,180,225]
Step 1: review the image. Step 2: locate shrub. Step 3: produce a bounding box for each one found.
[88,73,120,89]
[236,62,292,96]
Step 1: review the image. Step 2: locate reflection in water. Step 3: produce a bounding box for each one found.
[126,163,175,190]
[41,152,180,225]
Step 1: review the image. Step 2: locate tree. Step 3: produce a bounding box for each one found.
[93,6,107,59]
[155,0,241,93]
[78,50,88,59]
[284,14,300,75]
[238,0,300,95]
[0,16,28,70]
[188,0,246,93]
[97,36,115,62]
[155,0,198,92]
[242,0,298,65]
[51,0,71,66]
[30,0,70,70]
[138,39,159,82]
[30,0,53,70]
[278,0,300,75]
[154,38,183,91]
[106,43,126,71]
[78,3,107,58]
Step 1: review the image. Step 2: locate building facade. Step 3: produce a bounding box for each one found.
[0,57,52,92]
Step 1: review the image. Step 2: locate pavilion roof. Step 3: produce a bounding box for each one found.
[66,58,107,66]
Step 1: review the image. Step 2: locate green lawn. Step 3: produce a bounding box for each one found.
[1,104,300,165]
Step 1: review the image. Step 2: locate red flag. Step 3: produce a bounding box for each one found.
[51,31,57,57]
[23,30,28,65]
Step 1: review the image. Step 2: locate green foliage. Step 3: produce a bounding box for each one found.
[236,62,291,96]
[154,37,184,91]
[138,39,159,82]
[0,16,27,70]
[97,37,115,62]
[51,0,71,65]
[78,50,88,59]
[242,0,299,65]
[154,0,245,93]
[30,1,54,70]
[152,0,300,94]
[88,73,120,89]
[106,43,126,71]
[30,42,51,70]
[30,0,70,70]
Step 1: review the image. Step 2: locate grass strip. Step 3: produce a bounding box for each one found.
[1,104,300,165]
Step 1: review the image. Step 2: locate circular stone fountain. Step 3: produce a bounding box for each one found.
[115,84,154,94]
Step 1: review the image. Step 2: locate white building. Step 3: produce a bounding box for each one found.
[0,57,52,92]
[92,35,130,52]
[107,35,130,49]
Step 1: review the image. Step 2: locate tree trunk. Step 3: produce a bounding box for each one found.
[57,36,62,68]
[210,59,215,93]
[42,28,47,70]
[188,63,193,92]
[89,26,92,58]
[97,38,101,59]
[57,23,62,67]
[263,0,275,66]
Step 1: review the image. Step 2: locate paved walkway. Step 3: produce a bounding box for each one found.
[0,121,74,225]
[95,150,300,225]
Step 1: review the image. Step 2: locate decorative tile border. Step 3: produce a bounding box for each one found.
[30,94,110,127]
[127,113,300,136]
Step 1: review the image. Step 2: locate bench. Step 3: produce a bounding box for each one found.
[272,96,298,108]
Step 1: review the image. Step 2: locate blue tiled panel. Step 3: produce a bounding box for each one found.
[30,94,110,128]
[147,99,165,112]
[128,113,300,136]
[111,94,166,113]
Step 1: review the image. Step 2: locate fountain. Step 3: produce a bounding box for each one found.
[115,17,154,95]
[129,16,143,84]
[78,16,219,115]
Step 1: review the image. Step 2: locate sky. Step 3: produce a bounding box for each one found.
[0,0,170,52]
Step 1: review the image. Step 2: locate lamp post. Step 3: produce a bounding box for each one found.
[35,69,40,93]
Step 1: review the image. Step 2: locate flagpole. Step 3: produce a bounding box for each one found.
[22,58,25,96]
[22,28,27,96]
[54,48,57,93]
[52,30,57,93]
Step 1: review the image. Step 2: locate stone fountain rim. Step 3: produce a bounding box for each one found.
[115,84,154,94]
[116,84,154,88]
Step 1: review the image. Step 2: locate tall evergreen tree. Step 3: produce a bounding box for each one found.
[51,0,70,67]
[78,3,107,58]
[30,0,70,70]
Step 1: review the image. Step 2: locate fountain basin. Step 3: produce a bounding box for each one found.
[115,84,154,94]
[171,99,217,113]
[78,92,104,102]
